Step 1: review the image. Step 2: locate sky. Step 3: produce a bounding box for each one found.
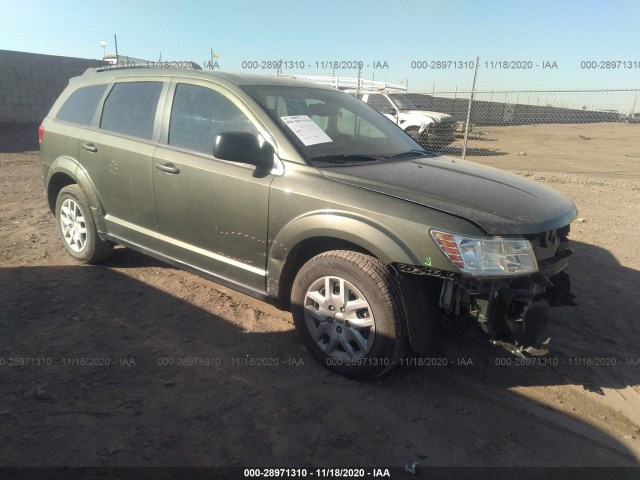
[1,0,639,95]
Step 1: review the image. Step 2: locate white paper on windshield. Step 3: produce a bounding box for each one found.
[280,115,333,146]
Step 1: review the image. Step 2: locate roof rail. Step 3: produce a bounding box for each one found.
[277,74,407,92]
[85,65,146,74]
[85,62,202,74]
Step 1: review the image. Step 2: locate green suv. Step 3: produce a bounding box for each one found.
[40,67,577,379]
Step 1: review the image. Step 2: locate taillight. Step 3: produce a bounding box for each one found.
[38,124,44,144]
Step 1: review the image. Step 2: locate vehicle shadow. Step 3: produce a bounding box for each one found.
[0,123,39,153]
[0,264,304,467]
[105,246,177,270]
[0,257,638,468]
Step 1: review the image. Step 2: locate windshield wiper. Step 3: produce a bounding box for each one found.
[391,149,430,158]
[308,154,388,163]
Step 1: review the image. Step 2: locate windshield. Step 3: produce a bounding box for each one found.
[389,94,430,110]
[241,85,428,164]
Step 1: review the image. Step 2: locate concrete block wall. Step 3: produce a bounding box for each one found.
[0,50,108,124]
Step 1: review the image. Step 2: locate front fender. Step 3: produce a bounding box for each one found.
[399,113,435,133]
[267,210,420,296]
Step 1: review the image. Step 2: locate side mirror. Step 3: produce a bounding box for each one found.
[383,107,398,116]
[213,132,274,171]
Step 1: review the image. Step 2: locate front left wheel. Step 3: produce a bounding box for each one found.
[405,126,427,145]
[55,185,113,264]
[291,250,406,379]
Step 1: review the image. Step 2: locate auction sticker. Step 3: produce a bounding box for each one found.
[280,115,333,146]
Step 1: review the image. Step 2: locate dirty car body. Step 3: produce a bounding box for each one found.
[319,153,577,356]
[40,68,577,379]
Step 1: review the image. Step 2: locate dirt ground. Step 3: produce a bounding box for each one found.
[1,122,639,473]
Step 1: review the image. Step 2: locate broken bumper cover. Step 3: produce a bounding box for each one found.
[397,243,576,355]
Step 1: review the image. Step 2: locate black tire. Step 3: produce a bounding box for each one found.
[291,250,406,379]
[405,126,422,143]
[405,126,431,150]
[55,185,113,264]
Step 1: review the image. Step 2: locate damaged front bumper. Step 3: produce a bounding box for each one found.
[398,227,576,356]
[440,266,575,357]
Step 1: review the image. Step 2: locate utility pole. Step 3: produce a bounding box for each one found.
[114,34,119,62]
[462,56,480,161]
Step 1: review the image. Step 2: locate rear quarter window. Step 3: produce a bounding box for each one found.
[56,84,107,126]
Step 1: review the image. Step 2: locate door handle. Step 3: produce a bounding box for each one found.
[155,163,180,174]
[81,143,97,153]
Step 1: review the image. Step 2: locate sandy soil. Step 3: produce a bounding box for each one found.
[1,122,639,472]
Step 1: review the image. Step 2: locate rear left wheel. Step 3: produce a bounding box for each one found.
[55,185,113,264]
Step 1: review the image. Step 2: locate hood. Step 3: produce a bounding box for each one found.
[320,155,577,235]
[402,110,452,123]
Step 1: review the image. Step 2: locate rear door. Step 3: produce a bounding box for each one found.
[79,79,167,247]
[152,80,273,291]
[50,84,109,165]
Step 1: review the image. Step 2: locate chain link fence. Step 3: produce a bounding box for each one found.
[392,89,640,159]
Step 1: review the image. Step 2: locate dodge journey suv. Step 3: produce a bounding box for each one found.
[40,67,577,379]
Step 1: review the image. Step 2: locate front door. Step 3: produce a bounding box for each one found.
[152,82,273,291]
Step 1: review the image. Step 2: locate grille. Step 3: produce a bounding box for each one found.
[530,230,561,261]
[435,118,456,133]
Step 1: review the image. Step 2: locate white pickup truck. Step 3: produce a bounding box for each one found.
[625,112,640,123]
[279,75,457,150]
[358,92,456,150]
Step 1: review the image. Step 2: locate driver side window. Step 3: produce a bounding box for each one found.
[367,94,393,112]
[169,83,257,155]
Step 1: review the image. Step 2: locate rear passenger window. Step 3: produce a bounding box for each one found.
[100,82,163,140]
[56,85,107,126]
[169,84,257,155]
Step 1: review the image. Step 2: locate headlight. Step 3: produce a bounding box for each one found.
[430,230,538,276]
